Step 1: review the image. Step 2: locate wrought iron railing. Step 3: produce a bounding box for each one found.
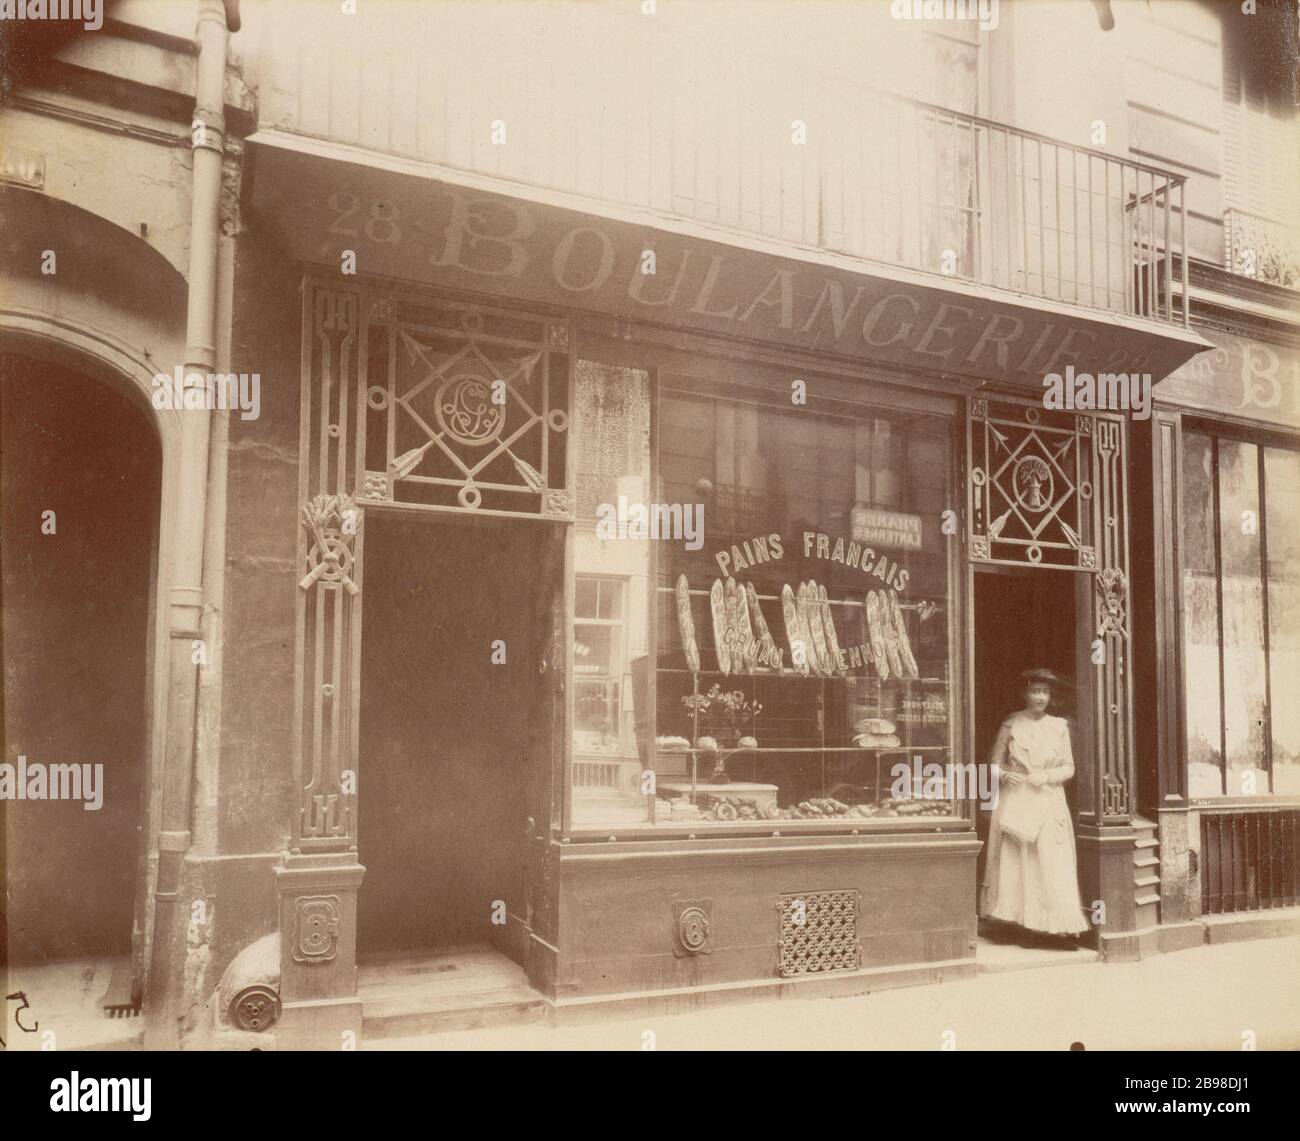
[263,7,1191,326]
[810,93,1189,325]
[1224,207,1300,290]
[1200,807,1300,913]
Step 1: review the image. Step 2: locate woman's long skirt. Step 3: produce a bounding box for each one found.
[980,786,1090,934]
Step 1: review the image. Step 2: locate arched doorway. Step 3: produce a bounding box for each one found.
[1,352,161,974]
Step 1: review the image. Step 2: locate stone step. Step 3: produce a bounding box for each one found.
[1131,818,1160,923]
[362,988,547,1039]
[358,946,547,1041]
[976,938,1100,973]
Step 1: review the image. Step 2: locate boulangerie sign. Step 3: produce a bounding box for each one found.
[248,135,1209,392]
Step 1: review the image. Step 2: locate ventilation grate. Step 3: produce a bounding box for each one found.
[778,890,861,977]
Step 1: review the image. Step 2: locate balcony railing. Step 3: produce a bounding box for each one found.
[811,93,1189,326]
[1225,207,1300,290]
[261,5,1190,326]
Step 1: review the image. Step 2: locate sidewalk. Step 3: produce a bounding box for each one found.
[371,933,1300,1051]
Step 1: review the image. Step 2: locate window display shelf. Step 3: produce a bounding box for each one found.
[656,667,948,683]
[657,745,949,755]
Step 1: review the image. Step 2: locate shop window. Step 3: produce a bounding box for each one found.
[571,362,652,826]
[571,360,958,831]
[1181,430,1300,797]
[574,576,628,757]
[652,387,955,828]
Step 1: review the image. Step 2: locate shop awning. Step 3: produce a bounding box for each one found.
[245,129,1211,393]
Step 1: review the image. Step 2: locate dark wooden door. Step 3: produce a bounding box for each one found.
[357,514,542,954]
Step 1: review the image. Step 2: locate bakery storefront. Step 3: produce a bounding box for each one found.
[246,135,1209,1037]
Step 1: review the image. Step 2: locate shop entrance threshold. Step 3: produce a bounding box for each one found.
[975,920,1100,974]
[358,945,546,1042]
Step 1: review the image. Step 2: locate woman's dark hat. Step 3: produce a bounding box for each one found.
[1020,667,1068,690]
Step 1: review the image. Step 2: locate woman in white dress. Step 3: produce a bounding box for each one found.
[979,668,1089,945]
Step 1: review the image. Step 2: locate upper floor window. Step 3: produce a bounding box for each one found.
[1220,3,1300,286]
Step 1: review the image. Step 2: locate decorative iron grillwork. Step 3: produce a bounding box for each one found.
[966,398,1102,569]
[778,890,861,977]
[360,291,572,518]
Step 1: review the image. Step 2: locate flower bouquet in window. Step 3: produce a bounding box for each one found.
[682,685,762,783]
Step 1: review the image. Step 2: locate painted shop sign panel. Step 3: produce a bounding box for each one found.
[851,507,924,550]
[703,529,917,677]
[1158,330,1300,428]
[249,139,1208,391]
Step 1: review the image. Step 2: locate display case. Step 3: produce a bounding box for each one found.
[570,359,960,832]
[651,592,954,824]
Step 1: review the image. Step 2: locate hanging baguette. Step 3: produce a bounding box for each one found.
[675,574,701,674]
[879,585,904,677]
[888,589,920,679]
[725,576,753,674]
[733,578,759,672]
[781,583,811,676]
[800,582,831,676]
[710,579,732,676]
[817,581,846,675]
[866,590,890,681]
[745,582,781,672]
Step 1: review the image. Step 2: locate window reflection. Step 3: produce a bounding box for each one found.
[1181,430,1299,798]
[652,387,954,827]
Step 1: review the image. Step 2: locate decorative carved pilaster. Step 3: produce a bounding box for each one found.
[294,284,366,853]
[1090,415,1133,823]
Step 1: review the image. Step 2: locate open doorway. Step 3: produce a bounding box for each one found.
[1,353,160,970]
[972,565,1086,890]
[356,512,549,960]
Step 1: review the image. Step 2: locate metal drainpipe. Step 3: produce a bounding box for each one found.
[143,0,233,1049]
